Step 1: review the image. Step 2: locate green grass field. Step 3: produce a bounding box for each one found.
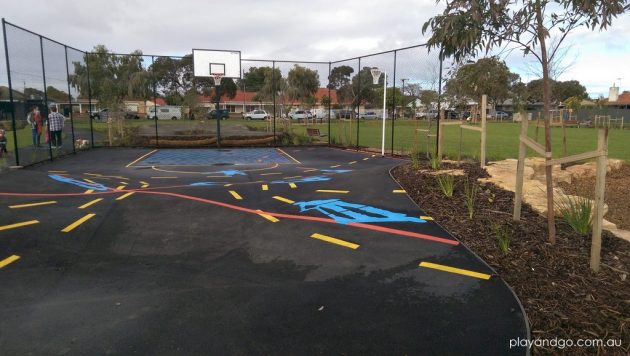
[2,118,628,167]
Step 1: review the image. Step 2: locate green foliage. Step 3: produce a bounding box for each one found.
[463,178,479,219]
[492,224,512,254]
[287,65,320,104]
[321,95,332,108]
[419,90,438,109]
[555,194,593,235]
[435,174,454,198]
[429,155,441,170]
[410,145,421,169]
[526,79,588,103]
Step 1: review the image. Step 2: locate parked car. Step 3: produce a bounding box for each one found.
[207,109,230,120]
[445,110,460,119]
[147,106,182,120]
[89,108,109,120]
[336,110,355,119]
[493,110,511,120]
[360,111,378,119]
[124,111,140,120]
[244,110,269,120]
[289,110,309,120]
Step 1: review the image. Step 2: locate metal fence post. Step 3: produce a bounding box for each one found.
[356,57,361,150]
[86,52,94,148]
[2,18,20,166]
[64,45,76,154]
[39,36,52,161]
[391,50,397,156]
[151,55,158,147]
[435,48,443,158]
[272,60,276,146]
[328,61,331,146]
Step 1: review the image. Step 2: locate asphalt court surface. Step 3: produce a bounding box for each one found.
[0,147,528,355]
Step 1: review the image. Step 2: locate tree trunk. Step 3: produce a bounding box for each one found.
[536,1,556,244]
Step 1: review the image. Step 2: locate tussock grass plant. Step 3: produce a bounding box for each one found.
[463,178,479,219]
[410,145,421,169]
[492,224,512,254]
[429,155,441,170]
[436,174,454,198]
[555,194,593,235]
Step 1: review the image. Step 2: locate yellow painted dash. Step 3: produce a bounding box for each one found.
[83,179,96,184]
[79,198,103,209]
[9,201,57,209]
[256,210,279,223]
[310,233,359,250]
[48,170,67,173]
[288,183,297,189]
[119,181,128,185]
[61,214,96,233]
[151,176,178,179]
[284,175,302,179]
[348,161,357,164]
[229,191,243,200]
[316,190,349,194]
[420,215,434,221]
[419,262,491,280]
[393,189,406,193]
[273,196,295,204]
[362,157,369,161]
[262,184,269,191]
[303,169,318,173]
[115,185,126,190]
[330,165,340,168]
[260,172,281,176]
[0,255,20,268]
[224,183,233,187]
[0,220,39,231]
[141,184,149,188]
[116,192,135,201]
[140,181,149,186]
[84,189,94,194]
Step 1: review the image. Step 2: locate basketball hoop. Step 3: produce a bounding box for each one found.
[370,67,382,85]
[211,73,224,86]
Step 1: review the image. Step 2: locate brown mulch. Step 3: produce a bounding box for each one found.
[559,165,630,230]
[392,162,630,355]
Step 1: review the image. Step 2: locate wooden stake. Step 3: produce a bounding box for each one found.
[480,94,487,167]
[437,110,444,159]
[590,128,608,272]
[513,112,528,221]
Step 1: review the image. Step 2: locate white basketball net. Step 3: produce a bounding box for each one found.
[370,67,382,85]
[211,73,224,86]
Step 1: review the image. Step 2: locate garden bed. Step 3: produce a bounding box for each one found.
[392,162,629,355]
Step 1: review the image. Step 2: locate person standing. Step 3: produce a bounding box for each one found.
[26,106,42,147]
[47,106,65,148]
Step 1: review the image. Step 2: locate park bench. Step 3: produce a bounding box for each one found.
[306,128,327,139]
[565,120,579,127]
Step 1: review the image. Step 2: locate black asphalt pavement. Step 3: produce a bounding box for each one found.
[0,147,528,355]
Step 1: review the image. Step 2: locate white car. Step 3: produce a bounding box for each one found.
[147,106,182,120]
[360,111,378,119]
[245,110,269,120]
[289,110,311,120]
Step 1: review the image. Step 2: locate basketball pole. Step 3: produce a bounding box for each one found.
[216,82,221,148]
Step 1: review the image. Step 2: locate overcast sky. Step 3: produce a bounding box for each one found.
[1,0,629,98]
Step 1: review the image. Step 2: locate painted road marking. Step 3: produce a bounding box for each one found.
[0,220,39,231]
[284,175,301,179]
[260,172,281,176]
[419,262,491,280]
[61,214,96,233]
[126,149,158,167]
[303,169,318,173]
[256,210,279,223]
[84,189,94,194]
[115,185,126,190]
[229,191,243,200]
[349,161,357,164]
[141,184,149,188]
[330,165,340,168]
[224,183,233,187]
[262,184,269,191]
[79,198,103,209]
[151,176,178,179]
[0,255,20,268]
[48,170,67,173]
[371,154,376,157]
[362,157,369,161]
[9,201,57,209]
[273,196,295,204]
[83,179,96,184]
[393,189,406,193]
[116,192,135,201]
[310,233,359,250]
[119,181,128,185]
[140,181,149,186]
[288,183,297,189]
[420,215,434,221]
[277,148,301,164]
[316,190,349,194]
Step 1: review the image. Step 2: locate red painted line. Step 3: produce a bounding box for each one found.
[0,189,458,246]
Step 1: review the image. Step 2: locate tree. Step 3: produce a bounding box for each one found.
[321,95,331,108]
[445,57,520,105]
[526,79,587,103]
[46,86,71,102]
[352,67,380,108]
[239,67,269,92]
[251,67,284,102]
[423,0,628,244]
[287,65,320,104]
[419,89,438,109]
[329,65,355,107]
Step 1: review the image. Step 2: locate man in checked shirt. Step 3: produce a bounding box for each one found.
[47,106,66,148]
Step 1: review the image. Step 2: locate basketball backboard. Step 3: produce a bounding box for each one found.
[192,49,241,79]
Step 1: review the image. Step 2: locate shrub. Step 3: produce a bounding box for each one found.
[492,224,512,254]
[463,178,479,219]
[555,194,592,235]
[435,174,454,197]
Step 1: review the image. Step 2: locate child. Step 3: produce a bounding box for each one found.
[0,129,8,157]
